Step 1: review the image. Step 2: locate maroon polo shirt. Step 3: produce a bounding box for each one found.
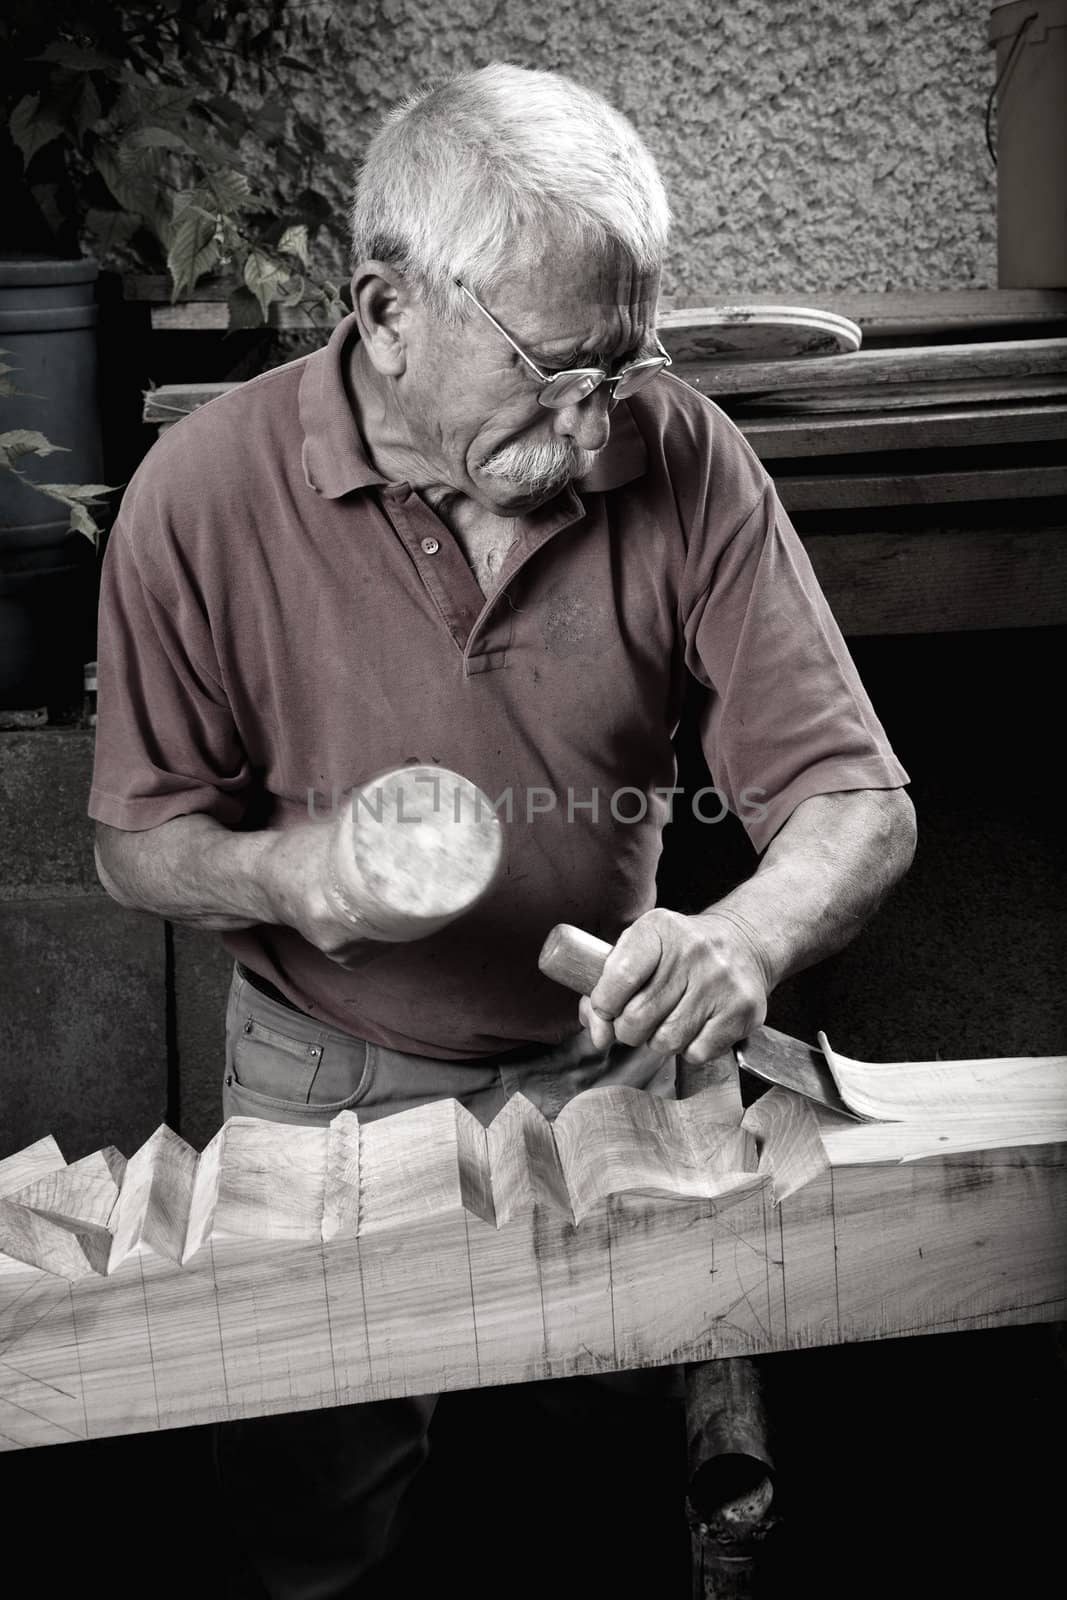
[90,312,908,1057]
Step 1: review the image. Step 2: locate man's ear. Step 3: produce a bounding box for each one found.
[351,262,410,377]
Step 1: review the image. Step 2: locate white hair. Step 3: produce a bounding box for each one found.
[350,63,671,321]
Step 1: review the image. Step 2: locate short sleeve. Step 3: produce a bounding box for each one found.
[89,519,251,830]
[682,482,910,854]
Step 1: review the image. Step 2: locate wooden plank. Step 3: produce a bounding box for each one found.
[738,403,1067,460]
[778,463,1067,513]
[801,290,1067,339]
[0,1053,1062,1449]
[145,381,1067,470]
[831,1149,1066,1341]
[665,291,1067,339]
[122,278,325,331]
[801,526,1067,635]
[0,1275,85,1444]
[143,383,236,426]
[129,280,1067,338]
[467,1095,554,1385]
[150,302,324,332]
[69,1258,158,1439]
[146,297,1067,339]
[140,1247,228,1430]
[676,339,1067,399]
[728,376,1067,413]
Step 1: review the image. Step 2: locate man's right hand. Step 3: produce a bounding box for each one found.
[95,812,408,963]
[259,819,394,965]
[95,763,503,957]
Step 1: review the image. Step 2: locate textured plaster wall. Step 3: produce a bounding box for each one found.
[308,0,998,304]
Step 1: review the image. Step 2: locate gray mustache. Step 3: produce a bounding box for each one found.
[482,439,599,490]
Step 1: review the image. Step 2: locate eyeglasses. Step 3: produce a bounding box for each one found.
[454,278,672,410]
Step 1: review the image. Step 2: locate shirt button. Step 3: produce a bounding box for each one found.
[420,537,440,555]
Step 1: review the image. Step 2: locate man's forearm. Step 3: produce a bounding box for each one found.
[94,816,279,931]
[696,788,916,991]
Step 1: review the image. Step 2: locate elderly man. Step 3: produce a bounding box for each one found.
[91,63,913,1599]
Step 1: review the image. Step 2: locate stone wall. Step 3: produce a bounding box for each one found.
[0,730,230,1161]
[302,0,997,302]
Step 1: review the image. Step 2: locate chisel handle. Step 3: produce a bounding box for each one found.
[538,922,612,994]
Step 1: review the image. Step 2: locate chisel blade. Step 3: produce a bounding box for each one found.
[736,1025,871,1120]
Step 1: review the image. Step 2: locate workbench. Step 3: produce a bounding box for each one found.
[1,1044,1063,1452]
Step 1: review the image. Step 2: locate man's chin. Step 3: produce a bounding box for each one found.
[477,469,571,508]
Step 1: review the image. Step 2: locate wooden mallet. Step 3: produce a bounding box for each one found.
[327,764,503,941]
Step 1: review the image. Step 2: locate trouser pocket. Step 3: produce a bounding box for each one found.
[223,967,374,1126]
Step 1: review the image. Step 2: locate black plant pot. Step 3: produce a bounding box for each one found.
[0,523,97,714]
[0,257,102,715]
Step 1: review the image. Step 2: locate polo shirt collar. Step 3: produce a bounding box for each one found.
[298,309,649,501]
[299,312,387,498]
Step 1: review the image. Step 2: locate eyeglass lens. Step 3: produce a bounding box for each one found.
[539,358,668,409]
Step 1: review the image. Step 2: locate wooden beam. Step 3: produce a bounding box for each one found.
[785,290,1067,339]
[801,525,1067,634]
[0,1053,1063,1451]
[779,464,1067,513]
[675,339,1067,400]
[122,277,324,331]
[662,291,1067,339]
[128,282,1067,337]
[148,303,323,332]
[738,403,1067,460]
[143,383,237,426]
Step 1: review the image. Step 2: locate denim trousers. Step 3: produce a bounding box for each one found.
[215,965,684,1599]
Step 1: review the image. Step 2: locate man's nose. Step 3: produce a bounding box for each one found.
[551,388,611,453]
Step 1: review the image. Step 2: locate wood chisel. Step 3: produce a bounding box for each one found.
[538,922,866,1120]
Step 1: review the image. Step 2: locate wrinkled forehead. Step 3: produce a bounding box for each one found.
[492,230,660,349]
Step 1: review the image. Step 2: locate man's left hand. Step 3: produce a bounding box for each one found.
[577,907,771,1065]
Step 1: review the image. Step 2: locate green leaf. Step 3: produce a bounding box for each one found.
[124,125,195,155]
[113,82,196,129]
[226,286,267,330]
[167,205,220,300]
[278,273,306,310]
[0,431,70,471]
[203,96,246,130]
[36,482,115,503]
[0,451,113,543]
[94,144,171,240]
[279,55,317,74]
[33,42,123,75]
[114,140,167,180]
[74,77,104,139]
[30,184,65,238]
[9,95,64,167]
[277,224,309,268]
[242,250,288,321]
[201,167,270,215]
[67,501,103,543]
